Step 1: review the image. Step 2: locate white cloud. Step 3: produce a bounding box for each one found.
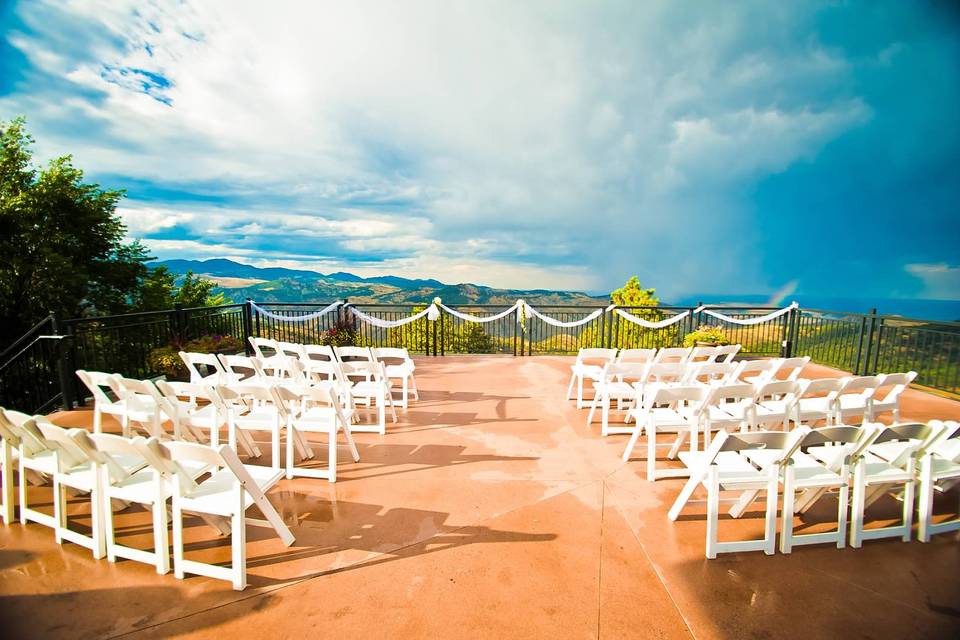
[905,263,960,300]
[0,0,874,296]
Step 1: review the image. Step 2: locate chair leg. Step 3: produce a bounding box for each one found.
[153,495,170,574]
[231,493,247,591]
[410,374,419,400]
[576,376,584,409]
[780,466,796,554]
[401,378,409,409]
[342,424,360,462]
[646,422,657,482]
[172,496,185,579]
[763,471,778,555]
[622,424,642,463]
[1,442,13,525]
[836,473,849,549]
[328,428,338,483]
[901,477,915,542]
[850,464,866,548]
[53,476,64,544]
[706,466,720,559]
[565,373,576,401]
[918,458,934,543]
[286,425,295,480]
[18,457,28,525]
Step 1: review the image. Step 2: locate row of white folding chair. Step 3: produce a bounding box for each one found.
[566,346,743,409]
[667,421,959,558]
[0,408,293,589]
[249,339,418,408]
[617,372,919,482]
[183,352,399,435]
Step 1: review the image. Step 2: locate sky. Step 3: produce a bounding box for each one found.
[1,0,958,300]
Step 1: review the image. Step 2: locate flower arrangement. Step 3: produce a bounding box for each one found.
[682,325,731,347]
[148,334,243,379]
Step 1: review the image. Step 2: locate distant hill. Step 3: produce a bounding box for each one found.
[151,258,607,306]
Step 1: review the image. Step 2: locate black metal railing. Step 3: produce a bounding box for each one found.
[1,300,957,413]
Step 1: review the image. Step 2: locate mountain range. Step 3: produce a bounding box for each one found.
[153,258,608,305]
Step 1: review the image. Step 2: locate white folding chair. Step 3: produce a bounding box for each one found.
[586,362,647,436]
[141,437,295,590]
[916,421,960,542]
[791,378,845,427]
[701,383,757,446]
[0,408,43,525]
[274,340,303,360]
[842,422,939,547]
[741,425,865,553]
[155,380,227,445]
[372,347,418,409]
[566,348,617,409]
[866,372,917,422]
[348,360,398,434]
[300,343,337,363]
[733,358,781,387]
[273,385,360,482]
[68,430,215,574]
[76,370,126,434]
[179,351,236,387]
[835,375,883,425]
[248,336,283,364]
[752,380,802,429]
[334,346,376,380]
[668,429,808,558]
[622,384,711,481]
[217,383,301,469]
[114,377,173,439]
[653,346,692,364]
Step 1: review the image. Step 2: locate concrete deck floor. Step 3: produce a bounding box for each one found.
[1,357,959,639]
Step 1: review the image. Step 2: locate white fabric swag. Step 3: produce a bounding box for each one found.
[350,304,440,328]
[250,300,342,322]
[439,301,523,323]
[614,308,690,329]
[698,302,798,326]
[523,303,605,328]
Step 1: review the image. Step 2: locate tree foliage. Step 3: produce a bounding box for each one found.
[610,276,659,308]
[0,117,150,343]
[135,266,228,312]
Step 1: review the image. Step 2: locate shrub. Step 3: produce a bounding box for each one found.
[683,325,731,347]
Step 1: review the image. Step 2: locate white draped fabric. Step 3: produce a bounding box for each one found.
[523,302,604,328]
[698,302,798,326]
[250,300,342,322]
[350,304,440,328]
[614,308,690,329]
[438,301,522,323]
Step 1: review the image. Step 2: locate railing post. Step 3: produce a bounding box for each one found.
[50,313,74,411]
[871,314,885,375]
[780,307,794,357]
[862,308,878,376]
[243,299,254,355]
[606,306,615,349]
[432,312,438,357]
[853,313,867,375]
[512,310,518,356]
[439,310,445,356]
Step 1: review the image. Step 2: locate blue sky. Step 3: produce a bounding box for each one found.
[1,1,958,299]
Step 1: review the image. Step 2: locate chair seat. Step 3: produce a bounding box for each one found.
[112,459,213,503]
[234,408,280,430]
[756,400,790,415]
[796,398,833,414]
[627,407,694,431]
[353,381,393,395]
[180,464,283,516]
[867,441,916,463]
[858,453,915,483]
[837,396,868,411]
[707,404,749,422]
[20,450,59,475]
[294,407,356,431]
[384,363,414,377]
[598,381,635,397]
[744,450,842,486]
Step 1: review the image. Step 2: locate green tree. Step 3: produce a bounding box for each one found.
[135,266,228,311]
[0,117,151,343]
[610,276,659,308]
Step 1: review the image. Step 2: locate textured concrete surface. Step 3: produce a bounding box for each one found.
[1,356,958,639]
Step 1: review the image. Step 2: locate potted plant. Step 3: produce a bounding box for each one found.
[683,325,731,347]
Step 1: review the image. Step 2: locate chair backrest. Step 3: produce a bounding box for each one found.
[371,347,411,361]
[705,382,757,405]
[602,362,648,382]
[156,380,228,413]
[217,383,276,406]
[753,380,801,403]
[248,337,279,360]
[218,354,263,381]
[75,370,121,405]
[733,359,781,384]
[348,359,388,381]
[179,351,229,384]
[615,348,656,364]
[575,348,617,365]
[872,371,918,404]
[136,437,205,495]
[839,375,883,397]
[301,344,337,362]
[272,384,350,426]
[26,416,86,468]
[0,407,36,451]
[771,356,810,381]
[642,384,711,414]
[335,346,373,362]
[117,376,172,416]
[653,347,691,364]
[688,345,719,363]
[798,425,866,457]
[643,362,688,384]
[855,421,942,466]
[275,340,303,359]
[69,430,141,483]
[797,377,845,399]
[714,427,809,462]
[686,362,737,385]
[713,344,742,363]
